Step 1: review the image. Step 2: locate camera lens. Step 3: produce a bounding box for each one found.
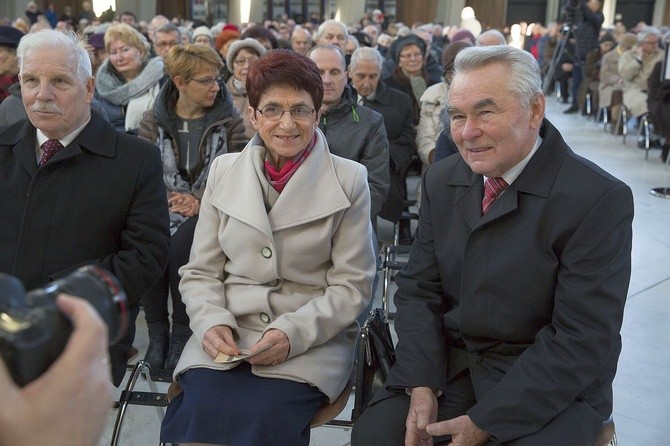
[26,265,128,344]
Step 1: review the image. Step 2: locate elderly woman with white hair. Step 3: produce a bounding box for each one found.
[95,23,164,133]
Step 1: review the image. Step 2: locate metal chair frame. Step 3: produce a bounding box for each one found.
[110,360,171,446]
[381,244,412,320]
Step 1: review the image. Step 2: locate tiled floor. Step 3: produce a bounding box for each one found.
[99,96,670,445]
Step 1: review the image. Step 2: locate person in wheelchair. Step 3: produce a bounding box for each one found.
[160,49,376,446]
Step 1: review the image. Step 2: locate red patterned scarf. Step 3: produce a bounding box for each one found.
[264,134,317,193]
[0,76,18,102]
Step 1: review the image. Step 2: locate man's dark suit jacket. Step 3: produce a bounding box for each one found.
[0,111,170,385]
[382,119,633,443]
[359,81,417,222]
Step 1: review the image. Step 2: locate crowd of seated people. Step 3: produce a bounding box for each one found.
[0,4,666,443]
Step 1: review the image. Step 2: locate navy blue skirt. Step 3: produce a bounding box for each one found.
[161,362,326,445]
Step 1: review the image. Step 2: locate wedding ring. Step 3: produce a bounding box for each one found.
[272,356,278,365]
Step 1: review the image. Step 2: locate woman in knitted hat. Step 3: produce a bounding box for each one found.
[384,35,438,125]
[214,28,241,82]
[0,25,25,102]
[226,38,267,139]
[192,25,214,47]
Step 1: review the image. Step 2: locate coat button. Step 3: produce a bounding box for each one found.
[260,312,270,323]
[261,247,272,258]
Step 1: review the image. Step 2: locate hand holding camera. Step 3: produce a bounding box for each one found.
[0,265,128,386]
[0,266,128,445]
[0,294,114,445]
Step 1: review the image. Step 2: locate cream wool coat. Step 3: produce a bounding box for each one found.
[174,129,376,401]
[619,47,663,117]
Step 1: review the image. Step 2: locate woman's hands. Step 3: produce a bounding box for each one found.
[247,329,290,366]
[202,325,239,359]
[201,326,290,366]
[169,191,200,217]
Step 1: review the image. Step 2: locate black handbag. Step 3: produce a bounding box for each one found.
[352,307,396,422]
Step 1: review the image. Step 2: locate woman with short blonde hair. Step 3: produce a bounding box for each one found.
[95,23,163,132]
[137,44,247,371]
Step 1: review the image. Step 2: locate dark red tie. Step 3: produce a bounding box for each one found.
[39,139,64,166]
[482,177,509,214]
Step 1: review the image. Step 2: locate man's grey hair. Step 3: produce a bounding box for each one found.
[637,26,661,43]
[307,44,346,71]
[316,19,348,40]
[291,26,312,42]
[349,46,384,72]
[155,23,182,41]
[454,45,542,108]
[17,29,92,84]
[475,29,507,46]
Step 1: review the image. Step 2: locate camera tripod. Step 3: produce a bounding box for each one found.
[542,24,575,95]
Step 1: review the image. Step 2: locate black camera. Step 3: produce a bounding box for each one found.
[0,265,128,386]
[561,0,581,26]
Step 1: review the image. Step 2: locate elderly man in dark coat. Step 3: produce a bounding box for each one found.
[349,46,416,239]
[0,29,169,386]
[353,45,632,446]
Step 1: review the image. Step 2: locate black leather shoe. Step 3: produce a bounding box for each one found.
[144,321,169,370]
[563,105,579,114]
[165,323,192,370]
[398,219,414,245]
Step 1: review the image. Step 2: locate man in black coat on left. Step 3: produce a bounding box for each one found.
[0,29,170,386]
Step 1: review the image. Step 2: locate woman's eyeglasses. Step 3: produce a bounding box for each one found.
[189,76,222,87]
[234,57,259,66]
[399,52,423,60]
[255,105,315,120]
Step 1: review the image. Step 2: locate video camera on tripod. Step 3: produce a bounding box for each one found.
[542,0,584,94]
[561,0,581,27]
[0,265,128,386]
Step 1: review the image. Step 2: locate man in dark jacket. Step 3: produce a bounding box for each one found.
[352,45,632,446]
[0,29,170,386]
[563,0,604,113]
[309,44,389,221]
[349,46,416,236]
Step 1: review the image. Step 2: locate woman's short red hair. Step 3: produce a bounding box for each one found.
[246,49,323,112]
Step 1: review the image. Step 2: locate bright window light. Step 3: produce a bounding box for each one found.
[93,0,116,17]
[241,0,251,23]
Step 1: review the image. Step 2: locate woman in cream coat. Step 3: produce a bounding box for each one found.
[161,50,376,446]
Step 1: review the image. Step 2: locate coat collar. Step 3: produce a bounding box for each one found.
[446,119,569,229]
[354,81,393,107]
[3,110,117,175]
[370,81,393,106]
[210,128,352,236]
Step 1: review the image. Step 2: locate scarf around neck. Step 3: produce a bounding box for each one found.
[264,133,317,193]
[95,57,164,106]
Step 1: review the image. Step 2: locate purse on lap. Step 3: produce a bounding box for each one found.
[352,307,396,422]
